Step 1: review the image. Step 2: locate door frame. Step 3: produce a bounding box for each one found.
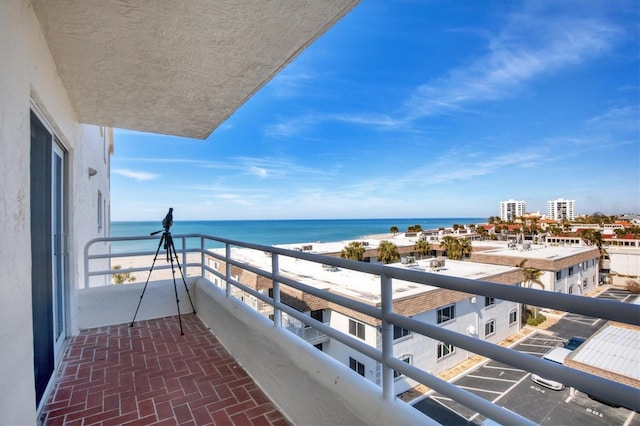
[30,103,70,409]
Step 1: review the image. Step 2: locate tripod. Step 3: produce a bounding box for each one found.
[130,227,196,335]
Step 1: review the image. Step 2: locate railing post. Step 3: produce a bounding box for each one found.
[200,236,205,279]
[181,236,187,277]
[272,253,281,328]
[225,243,232,297]
[381,274,394,400]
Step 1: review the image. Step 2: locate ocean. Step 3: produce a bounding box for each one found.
[110,218,484,254]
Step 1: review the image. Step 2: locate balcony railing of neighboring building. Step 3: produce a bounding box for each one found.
[85,234,640,425]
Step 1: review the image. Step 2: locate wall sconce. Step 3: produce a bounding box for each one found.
[88,167,97,177]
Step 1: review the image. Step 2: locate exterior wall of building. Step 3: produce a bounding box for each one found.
[0,2,110,423]
[500,200,526,222]
[551,258,599,295]
[323,296,519,394]
[547,198,576,221]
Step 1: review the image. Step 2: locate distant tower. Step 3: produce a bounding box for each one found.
[500,199,526,221]
[547,198,576,221]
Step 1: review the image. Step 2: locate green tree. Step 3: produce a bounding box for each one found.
[441,236,462,260]
[390,226,399,236]
[407,224,423,232]
[377,240,400,264]
[580,228,608,271]
[517,259,544,319]
[476,226,489,240]
[441,236,472,260]
[414,239,431,259]
[112,265,135,285]
[341,241,366,261]
[458,238,472,259]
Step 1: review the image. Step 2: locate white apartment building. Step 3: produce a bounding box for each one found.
[470,240,600,295]
[206,242,522,395]
[500,199,527,222]
[547,198,576,221]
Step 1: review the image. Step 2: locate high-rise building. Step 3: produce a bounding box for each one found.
[499,199,526,221]
[547,198,576,221]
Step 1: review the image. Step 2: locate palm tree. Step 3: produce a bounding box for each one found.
[581,228,608,272]
[476,226,489,241]
[377,240,400,264]
[414,239,430,260]
[517,259,544,320]
[441,236,462,260]
[389,226,399,236]
[458,238,472,259]
[341,241,365,261]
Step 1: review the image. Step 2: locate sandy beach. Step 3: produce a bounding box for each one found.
[110,253,203,284]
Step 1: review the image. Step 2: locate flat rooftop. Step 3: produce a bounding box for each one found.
[471,240,596,261]
[222,242,518,304]
[570,322,640,386]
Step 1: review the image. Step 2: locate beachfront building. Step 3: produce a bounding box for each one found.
[205,244,523,394]
[470,240,600,295]
[500,199,527,222]
[547,198,576,221]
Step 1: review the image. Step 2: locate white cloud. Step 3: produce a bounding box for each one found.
[405,5,620,118]
[112,169,159,181]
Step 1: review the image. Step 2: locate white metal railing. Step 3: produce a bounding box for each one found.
[85,233,640,424]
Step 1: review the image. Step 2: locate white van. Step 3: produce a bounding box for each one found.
[531,347,572,390]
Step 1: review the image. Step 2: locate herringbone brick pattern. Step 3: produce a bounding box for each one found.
[39,315,290,425]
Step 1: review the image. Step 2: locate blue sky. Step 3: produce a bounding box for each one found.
[111,0,639,221]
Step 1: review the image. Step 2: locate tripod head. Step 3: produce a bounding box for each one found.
[151,208,174,236]
[162,208,174,232]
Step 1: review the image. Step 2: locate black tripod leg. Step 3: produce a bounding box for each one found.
[131,233,165,327]
[169,239,196,315]
[167,239,184,335]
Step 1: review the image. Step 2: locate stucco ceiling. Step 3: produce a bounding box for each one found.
[32,0,358,139]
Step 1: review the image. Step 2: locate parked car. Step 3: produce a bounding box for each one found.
[531,347,572,390]
[563,336,586,350]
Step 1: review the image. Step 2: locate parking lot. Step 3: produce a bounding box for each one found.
[413,287,640,425]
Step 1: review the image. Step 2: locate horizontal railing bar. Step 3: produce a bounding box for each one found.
[389,358,536,426]
[85,233,640,325]
[198,234,638,325]
[388,312,640,412]
[83,233,640,424]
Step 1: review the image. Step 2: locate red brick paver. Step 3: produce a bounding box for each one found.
[39,315,290,425]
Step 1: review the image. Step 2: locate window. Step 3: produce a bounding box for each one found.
[485,319,496,337]
[437,342,455,360]
[349,319,365,339]
[556,270,562,280]
[484,296,495,307]
[310,309,323,322]
[394,325,410,340]
[509,309,517,325]
[349,357,365,376]
[437,304,456,324]
[568,266,574,276]
[394,356,411,378]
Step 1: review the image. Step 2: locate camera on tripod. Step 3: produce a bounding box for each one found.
[162,208,173,232]
[132,207,195,335]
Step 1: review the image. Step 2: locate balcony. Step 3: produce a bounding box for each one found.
[40,233,640,425]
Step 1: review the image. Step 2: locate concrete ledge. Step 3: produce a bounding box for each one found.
[78,279,196,329]
[194,278,434,426]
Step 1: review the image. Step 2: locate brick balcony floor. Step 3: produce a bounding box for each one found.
[39,314,291,426]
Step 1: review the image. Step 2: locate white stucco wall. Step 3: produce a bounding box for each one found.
[321,297,519,395]
[552,257,599,295]
[0,2,111,423]
[194,279,435,426]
